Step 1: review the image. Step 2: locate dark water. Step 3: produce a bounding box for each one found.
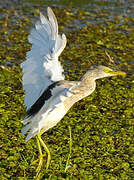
[1,0,134,31]
[45,0,134,17]
[0,0,134,17]
[1,0,134,29]
[0,0,134,71]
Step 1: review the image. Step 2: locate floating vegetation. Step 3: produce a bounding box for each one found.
[0,1,134,179]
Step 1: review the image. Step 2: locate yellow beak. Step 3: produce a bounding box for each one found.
[110,71,126,76]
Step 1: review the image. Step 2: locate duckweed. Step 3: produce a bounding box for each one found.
[0,1,134,179]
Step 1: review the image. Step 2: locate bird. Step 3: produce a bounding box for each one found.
[21,7,126,174]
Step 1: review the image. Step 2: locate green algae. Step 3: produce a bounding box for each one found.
[0,1,134,179]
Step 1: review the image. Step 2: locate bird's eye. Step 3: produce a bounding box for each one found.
[104,68,113,73]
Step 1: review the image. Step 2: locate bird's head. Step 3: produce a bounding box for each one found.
[83,65,126,81]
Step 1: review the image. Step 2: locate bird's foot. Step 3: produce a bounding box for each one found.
[36,154,43,175]
[31,154,46,165]
[46,152,51,170]
[31,154,46,175]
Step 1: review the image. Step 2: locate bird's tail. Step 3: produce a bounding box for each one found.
[21,114,39,142]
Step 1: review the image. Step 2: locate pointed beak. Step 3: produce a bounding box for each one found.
[110,71,126,76]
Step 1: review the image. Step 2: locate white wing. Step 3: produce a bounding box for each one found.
[21,7,67,110]
[21,84,75,141]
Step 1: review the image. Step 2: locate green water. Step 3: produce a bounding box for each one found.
[0,0,134,179]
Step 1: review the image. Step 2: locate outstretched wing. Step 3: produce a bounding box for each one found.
[21,7,67,110]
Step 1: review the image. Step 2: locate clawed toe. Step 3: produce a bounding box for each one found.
[36,155,43,174]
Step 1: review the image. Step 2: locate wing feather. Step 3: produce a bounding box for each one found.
[21,85,74,141]
[21,7,67,110]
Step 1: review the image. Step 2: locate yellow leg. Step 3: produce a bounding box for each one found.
[65,126,72,172]
[37,133,51,170]
[36,136,43,174]
[31,131,51,175]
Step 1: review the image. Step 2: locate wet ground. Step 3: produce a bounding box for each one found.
[0,0,134,179]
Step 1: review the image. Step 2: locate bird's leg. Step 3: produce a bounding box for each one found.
[37,132,51,170]
[65,126,72,172]
[36,136,43,174]
[31,136,46,176]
